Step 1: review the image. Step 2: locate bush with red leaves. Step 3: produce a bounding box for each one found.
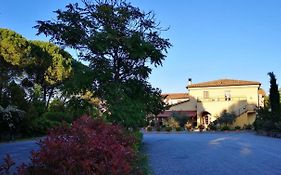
[23,115,138,175]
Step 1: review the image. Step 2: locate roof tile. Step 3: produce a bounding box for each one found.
[188,79,260,88]
[162,93,189,99]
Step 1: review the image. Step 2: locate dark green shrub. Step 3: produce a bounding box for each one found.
[48,99,65,112]
[173,113,189,128]
[165,126,172,132]
[243,124,253,130]
[131,130,143,151]
[176,127,182,131]
[217,110,236,126]
[149,120,155,127]
[234,126,241,130]
[156,127,161,132]
[262,120,275,131]
[220,125,230,131]
[275,121,281,132]
[42,111,72,123]
[208,122,217,131]
[65,97,99,120]
[146,126,152,132]
[31,117,60,134]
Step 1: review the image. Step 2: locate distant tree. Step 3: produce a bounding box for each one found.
[35,0,171,128]
[268,72,280,122]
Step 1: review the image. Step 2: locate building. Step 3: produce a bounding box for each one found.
[158,79,266,129]
[162,93,189,105]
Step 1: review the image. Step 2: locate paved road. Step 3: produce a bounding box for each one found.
[0,138,40,171]
[143,132,281,175]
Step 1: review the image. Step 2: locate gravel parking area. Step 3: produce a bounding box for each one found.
[143,132,281,175]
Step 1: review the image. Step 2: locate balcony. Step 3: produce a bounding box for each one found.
[197,96,247,102]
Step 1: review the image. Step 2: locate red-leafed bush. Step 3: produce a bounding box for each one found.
[24,115,137,175]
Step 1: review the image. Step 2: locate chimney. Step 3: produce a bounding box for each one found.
[188,78,192,85]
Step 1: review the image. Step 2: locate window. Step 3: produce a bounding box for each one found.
[225,90,231,101]
[203,91,209,99]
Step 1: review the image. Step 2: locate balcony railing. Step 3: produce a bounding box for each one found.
[197,96,247,102]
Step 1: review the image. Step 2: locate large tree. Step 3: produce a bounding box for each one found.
[0,28,31,105]
[26,40,73,106]
[268,72,280,122]
[35,0,171,128]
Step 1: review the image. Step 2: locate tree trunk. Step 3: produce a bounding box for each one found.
[46,87,55,108]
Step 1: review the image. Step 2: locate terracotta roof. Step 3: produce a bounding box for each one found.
[162,93,189,99]
[258,89,266,96]
[187,79,261,88]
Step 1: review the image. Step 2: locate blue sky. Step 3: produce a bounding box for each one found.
[1,0,281,94]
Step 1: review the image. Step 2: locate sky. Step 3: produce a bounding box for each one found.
[1,0,281,94]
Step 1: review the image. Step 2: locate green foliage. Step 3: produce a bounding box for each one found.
[0,28,31,110]
[243,124,253,130]
[164,118,180,129]
[268,72,281,122]
[48,99,65,112]
[146,126,152,132]
[35,0,171,128]
[156,126,161,131]
[30,115,61,135]
[0,105,25,138]
[176,127,182,131]
[28,40,73,86]
[149,120,155,127]
[234,126,241,130]
[217,110,236,126]
[42,111,72,123]
[165,126,172,132]
[0,28,31,67]
[60,60,95,96]
[208,122,218,131]
[275,121,281,132]
[172,112,189,128]
[185,122,193,131]
[261,120,275,132]
[65,97,100,120]
[220,125,230,131]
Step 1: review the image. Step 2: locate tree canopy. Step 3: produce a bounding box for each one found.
[35,0,171,128]
[0,28,104,139]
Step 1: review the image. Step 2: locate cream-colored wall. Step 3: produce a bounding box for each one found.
[232,112,256,128]
[189,85,260,126]
[189,85,259,105]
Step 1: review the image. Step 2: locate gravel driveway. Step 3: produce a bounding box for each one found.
[143,132,281,175]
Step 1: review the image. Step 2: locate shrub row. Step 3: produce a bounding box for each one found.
[2,116,144,175]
